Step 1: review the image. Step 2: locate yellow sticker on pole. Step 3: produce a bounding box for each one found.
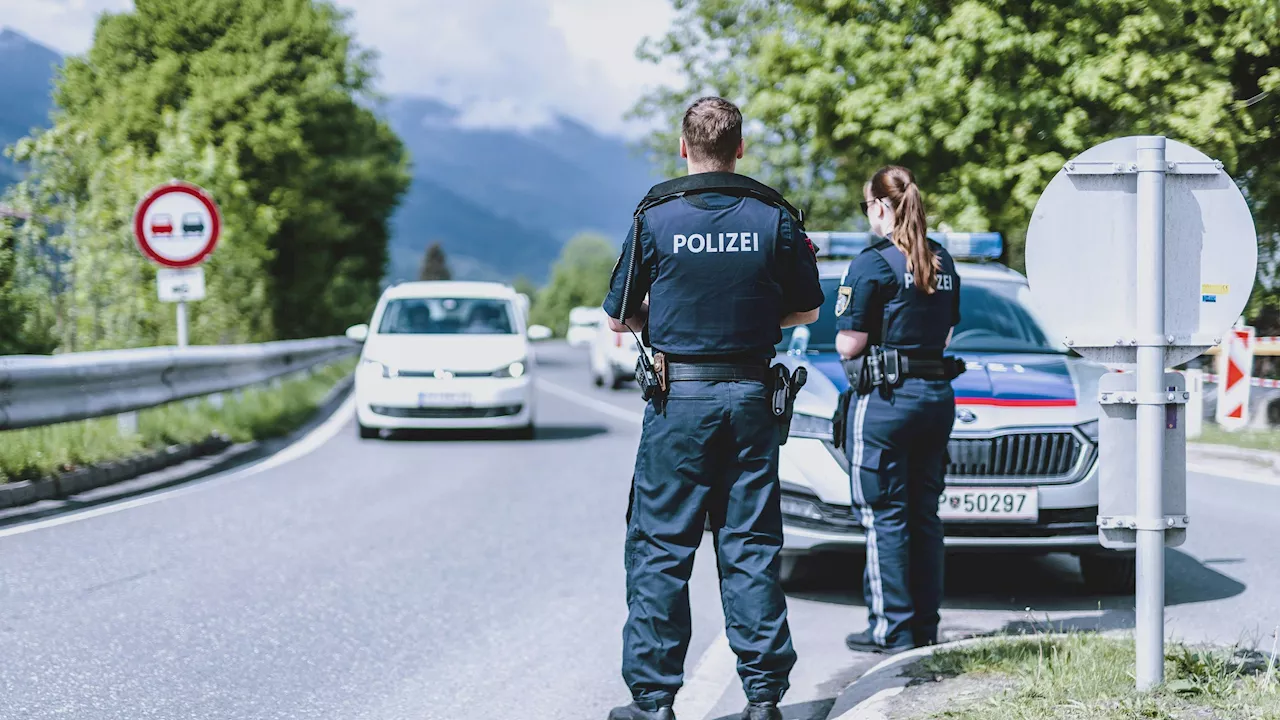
[1201,284,1230,295]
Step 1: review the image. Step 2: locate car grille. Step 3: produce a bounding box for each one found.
[947,432,1087,479]
[370,405,522,419]
[395,369,495,378]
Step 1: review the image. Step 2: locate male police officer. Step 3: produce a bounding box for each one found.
[603,97,825,720]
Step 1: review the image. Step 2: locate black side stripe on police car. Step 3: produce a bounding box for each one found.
[848,393,888,646]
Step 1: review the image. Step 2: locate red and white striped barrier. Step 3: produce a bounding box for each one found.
[1215,326,1255,430]
[1203,374,1280,389]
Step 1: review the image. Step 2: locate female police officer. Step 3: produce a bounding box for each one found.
[835,165,961,654]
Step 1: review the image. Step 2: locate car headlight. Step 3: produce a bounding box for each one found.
[360,358,397,378]
[790,412,834,441]
[780,494,825,522]
[492,360,527,378]
[1078,419,1099,443]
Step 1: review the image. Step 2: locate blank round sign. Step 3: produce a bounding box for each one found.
[1025,136,1258,367]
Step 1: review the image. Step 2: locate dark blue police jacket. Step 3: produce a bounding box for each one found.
[835,237,960,355]
[602,173,824,361]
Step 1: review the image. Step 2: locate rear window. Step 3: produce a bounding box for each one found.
[378,297,515,335]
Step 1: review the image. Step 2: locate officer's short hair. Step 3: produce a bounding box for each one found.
[682,97,742,167]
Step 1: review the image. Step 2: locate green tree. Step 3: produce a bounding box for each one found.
[530,233,618,336]
[636,0,1280,276]
[8,0,408,349]
[0,217,57,354]
[418,242,452,281]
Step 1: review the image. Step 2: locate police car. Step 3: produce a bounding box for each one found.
[776,232,1135,594]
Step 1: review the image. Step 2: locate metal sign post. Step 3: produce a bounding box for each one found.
[1026,135,1258,691]
[1133,137,1167,689]
[132,182,221,348]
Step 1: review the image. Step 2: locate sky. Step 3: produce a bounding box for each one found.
[0,0,682,136]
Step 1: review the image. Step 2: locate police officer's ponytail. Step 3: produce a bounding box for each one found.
[871,165,941,294]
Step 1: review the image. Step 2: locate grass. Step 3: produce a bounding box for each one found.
[1196,423,1280,453]
[0,359,355,483]
[912,633,1280,719]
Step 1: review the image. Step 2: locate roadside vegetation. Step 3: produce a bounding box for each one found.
[911,633,1280,719]
[1197,424,1280,453]
[0,360,354,484]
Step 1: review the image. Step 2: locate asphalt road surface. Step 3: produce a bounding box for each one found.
[1,343,1276,720]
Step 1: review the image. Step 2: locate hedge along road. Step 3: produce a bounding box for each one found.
[0,342,1276,720]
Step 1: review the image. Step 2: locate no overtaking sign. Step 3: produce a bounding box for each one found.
[132,181,221,269]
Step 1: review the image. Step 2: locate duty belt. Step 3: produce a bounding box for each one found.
[667,363,770,383]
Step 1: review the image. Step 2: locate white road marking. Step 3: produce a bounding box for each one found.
[0,396,355,539]
[535,379,645,425]
[674,632,737,720]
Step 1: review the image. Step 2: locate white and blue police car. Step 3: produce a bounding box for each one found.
[775,232,1135,594]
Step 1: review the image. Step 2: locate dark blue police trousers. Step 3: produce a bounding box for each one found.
[623,380,797,710]
[844,378,955,648]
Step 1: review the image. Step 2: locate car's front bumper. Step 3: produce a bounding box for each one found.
[354,374,534,430]
[779,436,1104,553]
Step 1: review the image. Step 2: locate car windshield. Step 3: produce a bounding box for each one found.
[379,297,515,335]
[778,275,1061,355]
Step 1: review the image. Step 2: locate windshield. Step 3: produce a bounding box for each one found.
[779,276,1061,354]
[378,297,516,335]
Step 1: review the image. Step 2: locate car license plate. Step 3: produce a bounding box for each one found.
[938,487,1038,522]
[418,392,471,407]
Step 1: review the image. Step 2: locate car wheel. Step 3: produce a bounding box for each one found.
[610,369,629,390]
[358,423,380,440]
[593,370,606,388]
[1079,552,1136,594]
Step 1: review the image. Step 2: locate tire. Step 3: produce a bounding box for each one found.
[593,371,606,388]
[1079,552,1137,594]
[358,423,379,440]
[610,368,629,390]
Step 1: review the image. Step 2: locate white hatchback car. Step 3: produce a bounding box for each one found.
[347,281,552,438]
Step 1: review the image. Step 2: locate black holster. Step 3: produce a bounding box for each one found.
[832,388,853,451]
[771,364,808,445]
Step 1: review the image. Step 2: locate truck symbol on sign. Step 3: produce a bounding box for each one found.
[150,214,174,237]
[181,213,205,236]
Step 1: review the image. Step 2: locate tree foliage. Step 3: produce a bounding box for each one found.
[0,218,57,355]
[6,0,409,350]
[636,0,1280,277]
[530,233,618,336]
[418,242,452,281]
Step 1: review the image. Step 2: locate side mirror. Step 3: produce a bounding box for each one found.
[787,326,811,356]
[527,324,553,341]
[345,324,370,343]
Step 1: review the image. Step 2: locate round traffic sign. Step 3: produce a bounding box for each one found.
[1025,136,1258,367]
[132,182,221,268]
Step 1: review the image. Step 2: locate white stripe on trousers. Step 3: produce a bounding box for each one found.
[848,393,887,646]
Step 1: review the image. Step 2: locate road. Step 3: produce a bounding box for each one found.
[0,343,1276,720]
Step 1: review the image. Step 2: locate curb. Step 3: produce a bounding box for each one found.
[0,434,234,511]
[1186,442,1280,485]
[823,637,1029,720]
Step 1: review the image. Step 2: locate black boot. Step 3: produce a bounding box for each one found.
[741,700,782,720]
[607,703,676,720]
[845,629,914,655]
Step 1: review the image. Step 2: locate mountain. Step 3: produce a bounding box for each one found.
[0,29,59,186]
[0,31,661,282]
[383,96,660,282]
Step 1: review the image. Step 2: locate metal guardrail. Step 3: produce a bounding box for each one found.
[0,338,357,431]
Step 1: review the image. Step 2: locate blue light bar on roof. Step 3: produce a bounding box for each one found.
[810,231,1003,261]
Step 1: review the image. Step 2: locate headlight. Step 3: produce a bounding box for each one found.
[780,494,825,522]
[360,358,397,378]
[1078,419,1099,443]
[493,360,527,379]
[790,412,834,441]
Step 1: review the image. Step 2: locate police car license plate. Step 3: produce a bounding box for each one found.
[938,488,1038,522]
[418,392,471,407]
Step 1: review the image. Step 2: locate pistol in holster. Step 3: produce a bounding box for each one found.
[771,364,808,445]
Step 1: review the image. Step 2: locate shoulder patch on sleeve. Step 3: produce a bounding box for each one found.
[835,285,852,316]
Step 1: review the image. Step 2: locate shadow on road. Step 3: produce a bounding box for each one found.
[709,698,836,720]
[786,548,1246,635]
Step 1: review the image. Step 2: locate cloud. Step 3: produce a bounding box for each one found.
[0,0,680,136]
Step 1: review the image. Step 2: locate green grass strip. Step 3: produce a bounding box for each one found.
[915,633,1280,719]
[1197,423,1280,453]
[0,359,355,483]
